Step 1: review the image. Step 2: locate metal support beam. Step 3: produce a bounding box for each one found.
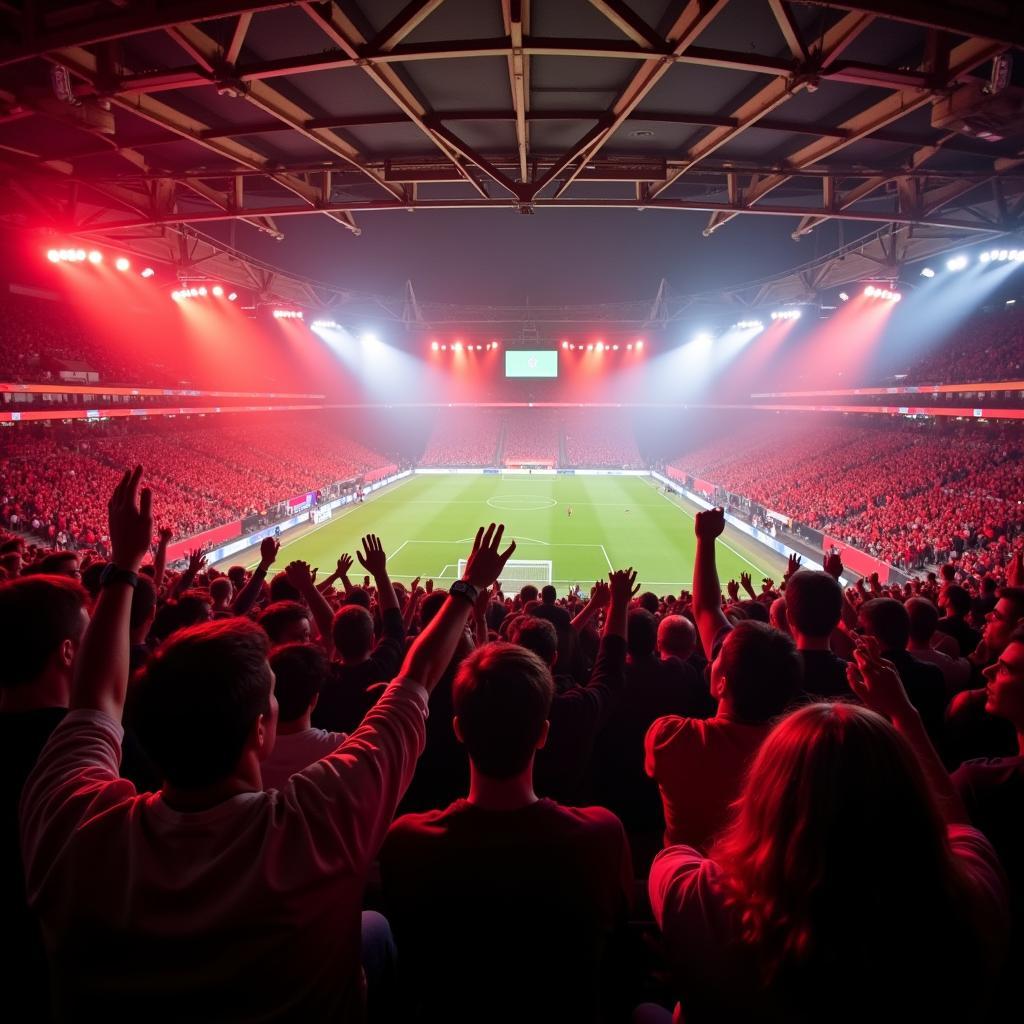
[587,0,664,50]
[767,0,808,63]
[369,0,448,53]
[502,0,530,183]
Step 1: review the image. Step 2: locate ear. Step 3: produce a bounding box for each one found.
[536,719,550,750]
[251,712,273,761]
[710,671,726,701]
[59,638,75,670]
[452,715,464,744]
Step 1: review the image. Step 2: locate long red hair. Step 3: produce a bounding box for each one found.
[712,702,989,1017]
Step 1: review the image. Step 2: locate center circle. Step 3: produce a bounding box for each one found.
[486,495,558,512]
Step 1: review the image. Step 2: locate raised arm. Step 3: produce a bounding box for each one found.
[400,524,515,695]
[232,536,278,616]
[171,547,207,598]
[847,636,968,825]
[357,534,398,614]
[152,526,172,592]
[571,580,610,632]
[693,507,731,658]
[284,560,336,654]
[71,467,153,720]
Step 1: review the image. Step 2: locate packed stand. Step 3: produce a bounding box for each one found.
[3,462,1022,1023]
[563,409,645,469]
[502,408,560,464]
[420,409,502,465]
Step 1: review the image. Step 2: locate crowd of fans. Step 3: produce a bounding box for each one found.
[502,408,561,464]
[674,419,1024,581]
[0,418,392,549]
[2,467,1022,1023]
[420,409,502,466]
[563,410,644,469]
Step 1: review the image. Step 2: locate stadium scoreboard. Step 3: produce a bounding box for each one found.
[504,350,558,378]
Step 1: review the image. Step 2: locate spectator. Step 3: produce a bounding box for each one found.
[937,585,981,657]
[257,600,312,644]
[380,580,637,1024]
[907,597,971,696]
[784,569,853,701]
[649,641,1007,1023]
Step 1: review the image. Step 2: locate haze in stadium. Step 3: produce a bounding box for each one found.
[1,2,1023,1022]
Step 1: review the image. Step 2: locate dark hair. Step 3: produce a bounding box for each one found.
[541,585,557,604]
[519,584,539,603]
[906,597,939,645]
[509,615,558,665]
[269,573,301,603]
[258,601,311,644]
[29,551,79,577]
[998,586,1024,619]
[130,574,158,634]
[227,565,247,588]
[419,590,447,627]
[944,585,972,617]
[81,561,105,599]
[269,642,330,722]
[638,591,659,615]
[342,587,371,610]
[209,577,233,604]
[860,598,910,651]
[133,618,272,788]
[785,570,843,638]
[453,642,553,778]
[719,621,801,722]
[0,576,88,688]
[332,604,374,660]
[737,599,770,624]
[627,608,658,658]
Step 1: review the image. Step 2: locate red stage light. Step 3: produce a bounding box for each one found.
[475,344,482,351]
[612,344,619,351]
[561,340,568,349]
[212,285,224,297]
[115,257,130,272]
[627,343,634,350]
[140,267,155,278]
[46,249,60,263]
[431,341,439,351]
[596,342,604,352]
[227,292,237,301]
[586,344,594,351]
[636,340,644,350]
[441,344,447,350]
[87,250,102,264]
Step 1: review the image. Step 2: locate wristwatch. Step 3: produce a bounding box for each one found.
[449,579,479,605]
[100,563,139,589]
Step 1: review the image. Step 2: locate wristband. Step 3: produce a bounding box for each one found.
[450,579,479,605]
[100,564,139,589]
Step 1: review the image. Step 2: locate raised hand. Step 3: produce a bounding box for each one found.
[589,580,610,608]
[356,534,388,578]
[462,523,516,589]
[761,577,775,593]
[740,571,756,598]
[284,560,314,589]
[609,567,639,604]
[337,552,353,576]
[846,635,914,722]
[425,578,434,594]
[260,536,280,567]
[187,548,207,574]
[410,576,422,596]
[727,579,740,601]
[695,507,725,541]
[786,553,802,579]
[157,526,173,546]
[108,466,152,572]
[823,551,843,579]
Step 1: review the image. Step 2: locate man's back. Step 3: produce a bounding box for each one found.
[21,682,427,1021]
[380,797,632,1023]
[797,649,852,702]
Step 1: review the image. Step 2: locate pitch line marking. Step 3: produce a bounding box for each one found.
[387,540,409,563]
[599,544,613,571]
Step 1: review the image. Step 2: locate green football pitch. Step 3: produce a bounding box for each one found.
[227,474,789,595]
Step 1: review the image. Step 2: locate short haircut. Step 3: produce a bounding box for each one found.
[209,577,233,604]
[944,585,972,617]
[0,575,88,688]
[737,599,770,624]
[627,608,658,658]
[269,642,330,722]
[519,584,539,603]
[453,642,554,778]
[258,601,311,644]
[80,561,105,599]
[860,598,910,651]
[638,591,659,615]
[174,592,213,630]
[541,585,557,604]
[342,587,371,610]
[0,537,23,554]
[658,614,696,660]
[130,574,158,633]
[227,565,247,588]
[31,552,79,577]
[785,570,843,638]
[269,573,301,603]
[508,615,558,665]
[133,618,272,789]
[332,604,374,660]
[906,598,939,645]
[1010,624,1024,645]
[419,590,447,627]
[719,621,801,722]
[999,587,1024,620]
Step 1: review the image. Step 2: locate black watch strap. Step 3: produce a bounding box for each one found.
[450,579,479,604]
[100,564,139,589]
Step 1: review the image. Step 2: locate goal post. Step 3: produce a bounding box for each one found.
[457,558,553,589]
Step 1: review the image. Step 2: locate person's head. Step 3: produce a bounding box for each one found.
[0,550,22,577]
[858,598,910,652]
[268,573,301,603]
[784,570,843,640]
[508,615,558,667]
[332,604,374,661]
[130,574,158,642]
[269,642,330,724]
[227,565,247,591]
[713,702,982,997]
[657,614,696,661]
[258,600,312,644]
[638,591,659,615]
[133,618,276,789]
[209,576,233,608]
[540,585,557,605]
[769,597,789,634]
[737,599,769,624]
[452,642,553,779]
[519,584,538,604]
[984,587,1024,655]
[419,589,447,627]
[627,608,658,659]
[981,575,998,596]
[711,621,800,722]
[0,575,89,695]
[30,551,80,579]
[80,561,105,599]
[175,591,214,629]
[906,597,940,647]
[940,585,972,619]
[342,586,371,610]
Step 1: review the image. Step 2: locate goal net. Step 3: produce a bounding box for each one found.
[457,558,553,589]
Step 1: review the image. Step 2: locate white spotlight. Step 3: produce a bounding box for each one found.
[839,292,849,302]
[920,267,935,278]
[946,255,968,272]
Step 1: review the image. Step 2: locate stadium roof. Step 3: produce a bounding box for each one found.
[0,0,1022,316]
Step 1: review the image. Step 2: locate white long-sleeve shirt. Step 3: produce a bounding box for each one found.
[20,679,428,1022]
